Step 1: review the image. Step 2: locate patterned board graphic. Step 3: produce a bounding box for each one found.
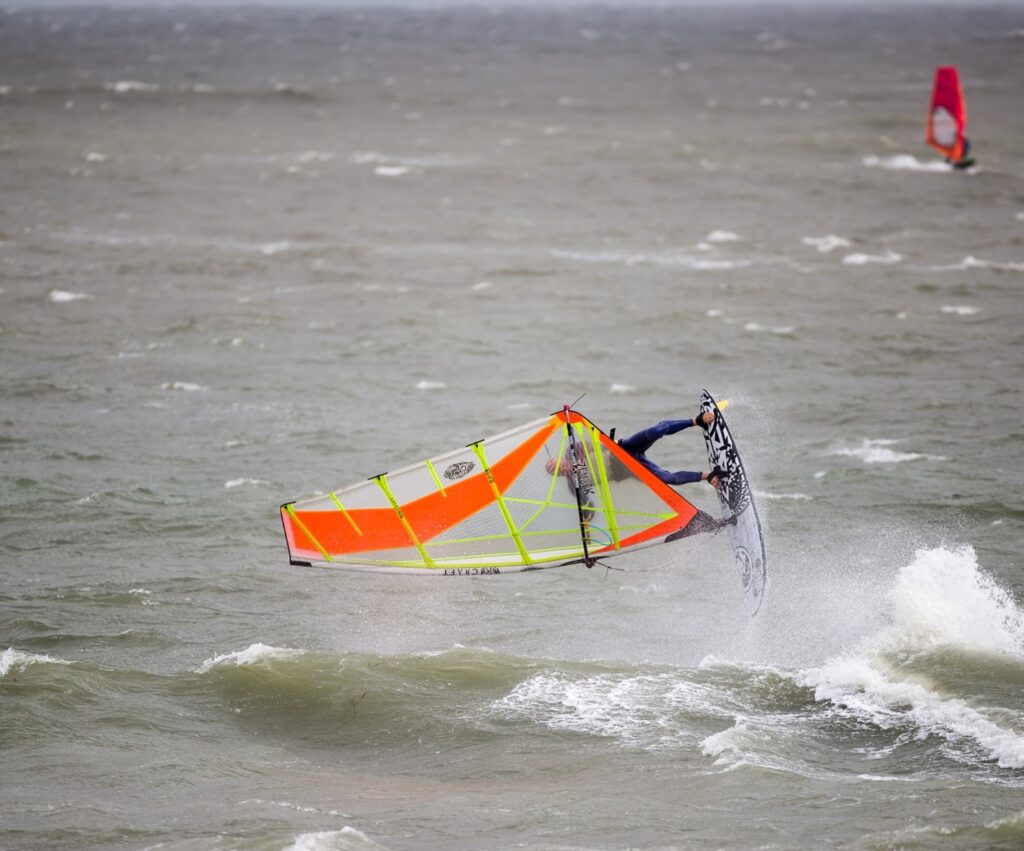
[699,390,767,615]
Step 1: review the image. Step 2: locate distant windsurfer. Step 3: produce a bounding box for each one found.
[926,65,974,170]
[616,411,726,488]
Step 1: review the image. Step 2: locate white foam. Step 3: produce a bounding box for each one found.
[863,154,951,172]
[54,228,325,256]
[374,166,409,177]
[495,673,665,741]
[1,648,70,677]
[105,81,159,94]
[351,151,477,169]
[828,438,945,465]
[283,827,383,851]
[931,256,1024,273]
[551,249,749,271]
[160,381,206,392]
[609,383,636,394]
[700,719,756,768]
[224,478,269,489]
[940,305,979,316]
[754,490,811,501]
[887,546,1024,656]
[84,151,107,163]
[259,241,294,256]
[842,250,903,266]
[744,322,794,335]
[856,774,921,782]
[49,290,92,303]
[802,235,851,253]
[471,281,493,291]
[197,643,304,673]
[414,380,446,391]
[705,230,741,243]
[240,799,348,818]
[796,547,1024,769]
[494,671,730,749]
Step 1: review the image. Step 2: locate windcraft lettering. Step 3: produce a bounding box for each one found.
[443,567,501,576]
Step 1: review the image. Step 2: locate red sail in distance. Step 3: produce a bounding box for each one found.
[926,65,967,162]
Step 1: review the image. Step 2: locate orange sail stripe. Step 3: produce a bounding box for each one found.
[285,417,559,557]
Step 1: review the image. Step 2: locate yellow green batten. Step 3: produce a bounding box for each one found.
[588,423,621,549]
[374,474,436,567]
[328,491,362,535]
[284,503,334,562]
[424,459,447,496]
[471,442,535,566]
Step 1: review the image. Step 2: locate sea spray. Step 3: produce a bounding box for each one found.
[796,546,1024,768]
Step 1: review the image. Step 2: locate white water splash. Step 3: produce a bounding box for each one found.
[283,826,385,851]
[887,546,1024,656]
[224,478,270,489]
[197,642,304,673]
[842,250,903,266]
[494,671,721,749]
[796,547,1024,769]
[754,490,812,501]
[706,230,741,243]
[863,154,951,172]
[160,381,207,392]
[551,248,750,271]
[929,255,1024,273]
[104,81,159,94]
[1,647,71,677]
[744,322,795,335]
[828,438,945,465]
[803,235,851,253]
[49,290,92,303]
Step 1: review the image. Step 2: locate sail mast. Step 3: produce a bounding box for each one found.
[563,405,595,568]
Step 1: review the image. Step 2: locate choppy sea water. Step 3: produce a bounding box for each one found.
[2,4,1024,849]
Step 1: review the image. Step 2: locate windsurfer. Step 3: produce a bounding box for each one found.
[615,411,726,487]
[545,411,727,488]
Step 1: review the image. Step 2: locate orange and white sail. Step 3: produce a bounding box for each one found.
[925,65,967,162]
[280,409,707,574]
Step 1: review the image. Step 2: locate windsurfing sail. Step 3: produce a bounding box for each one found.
[926,65,971,165]
[280,409,713,575]
[696,390,767,615]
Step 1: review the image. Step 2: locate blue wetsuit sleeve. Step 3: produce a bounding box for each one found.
[660,469,703,486]
[618,419,696,456]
